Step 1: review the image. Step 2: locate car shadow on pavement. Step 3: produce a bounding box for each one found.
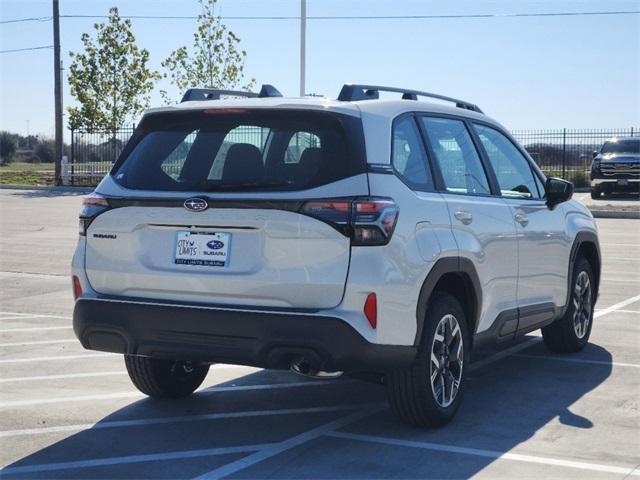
[2,339,613,479]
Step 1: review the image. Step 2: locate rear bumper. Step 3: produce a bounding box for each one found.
[73,297,416,373]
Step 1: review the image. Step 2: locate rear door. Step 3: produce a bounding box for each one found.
[418,115,520,336]
[85,109,368,309]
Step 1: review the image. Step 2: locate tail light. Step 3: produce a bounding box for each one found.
[300,197,399,246]
[72,275,83,300]
[79,193,110,236]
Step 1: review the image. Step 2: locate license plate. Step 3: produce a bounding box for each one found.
[174,231,231,267]
[617,179,629,186]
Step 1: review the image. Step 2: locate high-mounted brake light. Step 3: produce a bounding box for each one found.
[299,197,399,246]
[203,108,249,115]
[79,193,110,236]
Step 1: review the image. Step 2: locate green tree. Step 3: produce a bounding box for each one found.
[0,131,17,165]
[67,7,159,132]
[161,0,254,102]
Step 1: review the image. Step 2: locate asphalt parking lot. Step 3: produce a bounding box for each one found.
[0,188,638,479]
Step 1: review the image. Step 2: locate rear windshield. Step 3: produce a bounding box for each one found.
[112,109,366,191]
[601,139,640,155]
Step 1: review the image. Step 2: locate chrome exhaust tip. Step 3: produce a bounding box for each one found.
[290,357,343,379]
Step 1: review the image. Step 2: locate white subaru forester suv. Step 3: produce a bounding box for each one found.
[72,84,601,427]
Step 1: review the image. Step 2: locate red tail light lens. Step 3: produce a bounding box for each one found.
[79,193,110,236]
[300,197,399,246]
[72,275,83,300]
[364,293,377,329]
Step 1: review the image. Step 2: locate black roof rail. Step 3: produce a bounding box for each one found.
[337,84,483,114]
[180,84,282,103]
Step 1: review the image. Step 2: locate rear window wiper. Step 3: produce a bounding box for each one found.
[193,180,296,191]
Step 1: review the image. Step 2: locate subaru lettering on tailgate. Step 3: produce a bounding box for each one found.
[174,231,231,267]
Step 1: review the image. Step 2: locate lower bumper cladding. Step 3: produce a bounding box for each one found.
[72,297,416,373]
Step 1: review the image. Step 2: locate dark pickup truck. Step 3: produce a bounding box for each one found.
[591,137,640,198]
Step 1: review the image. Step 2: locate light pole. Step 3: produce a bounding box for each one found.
[53,0,63,185]
[299,0,306,97]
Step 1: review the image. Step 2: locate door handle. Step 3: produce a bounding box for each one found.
[454,209,473,225]
[514,212,529,227]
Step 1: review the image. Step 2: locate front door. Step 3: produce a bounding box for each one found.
[471,123,569,330]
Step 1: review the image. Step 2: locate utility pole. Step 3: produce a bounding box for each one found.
[53,0,63,185]
[299,0,306,97]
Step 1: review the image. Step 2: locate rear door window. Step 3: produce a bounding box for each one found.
[112,110,365,192]
[420,116,491,195]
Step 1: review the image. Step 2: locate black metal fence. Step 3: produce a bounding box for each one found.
[511,127,637,186]
[67,126,638,187]
[66,126,135,186]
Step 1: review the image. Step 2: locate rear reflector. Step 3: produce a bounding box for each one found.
[364,293,377,329]
[72,275,83,300]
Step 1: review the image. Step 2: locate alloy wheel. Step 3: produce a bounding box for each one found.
[573,271,592,339]
[429,314,464,408]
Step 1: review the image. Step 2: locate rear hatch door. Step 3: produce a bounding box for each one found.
[85,108,368,309]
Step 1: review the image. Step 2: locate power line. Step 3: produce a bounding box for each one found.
[57,10,640,20]
[0,16,52,24]
[1,10,638,24]
[0,45,53,54]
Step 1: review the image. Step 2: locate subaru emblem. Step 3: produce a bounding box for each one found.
[184,198,208,212]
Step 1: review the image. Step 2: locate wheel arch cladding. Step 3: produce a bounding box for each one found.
[414,257,482,348]
[559,231,601,318]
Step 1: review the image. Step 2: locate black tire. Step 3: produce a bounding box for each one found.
[386,292,470,427]
[542,256,595,353]
[124,355,210,399]
[590,188,600,199]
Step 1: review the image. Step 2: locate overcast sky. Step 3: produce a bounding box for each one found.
[1,0,639,139]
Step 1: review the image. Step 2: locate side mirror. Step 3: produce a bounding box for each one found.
[592,150,598,158]
[545,177,573,208]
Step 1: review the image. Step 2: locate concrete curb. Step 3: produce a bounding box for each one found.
[589,209,640,219]
[0,184,94,194]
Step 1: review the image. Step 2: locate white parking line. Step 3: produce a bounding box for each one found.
[0,326,72,332]
[600,243,638,247]
[0,371,124,384]
[0,364,254,384]
[0,339,77,347]
[594,309,639,315]
[594,294,640,318]
[0,311,69,319]
[0,380,352,408]
[195,406,383,480]
[0,443,274,475]
[0,353,115,364]
[0,404,377,438]
[326,431,640,477]
[512,353,640,369]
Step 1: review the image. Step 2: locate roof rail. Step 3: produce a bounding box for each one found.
[337,84,483,114]
[180,84,282,103]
